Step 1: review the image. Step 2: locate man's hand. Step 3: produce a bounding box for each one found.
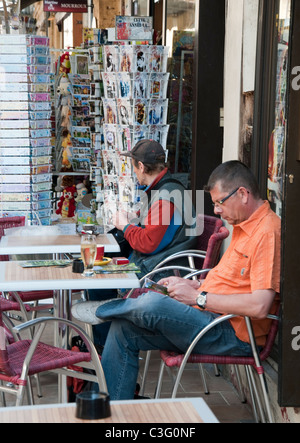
[112,211,130,231]
[158,277,201,306]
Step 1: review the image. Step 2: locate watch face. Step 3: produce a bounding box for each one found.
[197,295,205,307]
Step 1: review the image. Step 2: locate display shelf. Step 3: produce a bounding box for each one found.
[0,34,53,225]
[94,43,170,232]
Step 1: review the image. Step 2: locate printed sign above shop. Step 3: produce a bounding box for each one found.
[43,0,87,13]
[115,16,153,41]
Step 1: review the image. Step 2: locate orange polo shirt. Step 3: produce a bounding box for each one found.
[200,201,281,346]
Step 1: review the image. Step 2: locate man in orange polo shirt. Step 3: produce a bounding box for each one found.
[72,161,281,400]
[163,160,281,347]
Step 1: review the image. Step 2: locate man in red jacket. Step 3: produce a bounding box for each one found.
[114,139,196,276]
[82,139,196,346]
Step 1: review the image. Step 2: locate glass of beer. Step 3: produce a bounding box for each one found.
[81,233,97,277]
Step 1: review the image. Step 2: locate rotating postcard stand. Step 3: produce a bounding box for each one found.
[98,42,170,233]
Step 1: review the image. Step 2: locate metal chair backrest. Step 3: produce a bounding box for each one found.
[193,215,229,273]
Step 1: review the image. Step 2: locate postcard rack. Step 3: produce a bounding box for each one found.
[93,44,170,231]
[0,34,53,225]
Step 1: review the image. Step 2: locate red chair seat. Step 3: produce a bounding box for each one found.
[3,340,92,380]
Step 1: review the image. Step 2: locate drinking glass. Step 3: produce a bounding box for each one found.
[81,233,97,277]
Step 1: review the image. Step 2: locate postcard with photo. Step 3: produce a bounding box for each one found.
[102,99,118,124]
[89,65,101,82]
[148,124,170,148]
[103,175,119,202]
[89,100,101,116]
[102,150,119,176]
[102,72,117,99]
[133,46,149,73]
[72,157,90,172]
[71,83,90,95]
[103,46,119,72]
[134,99,148,125]
[72,94,90,107]
[133,72,149,99]
[149,73,170,99]
[75,55,89,75]
[117,98,133,125]
[117,72,132,99]
[119,176,136,205]
[119,45,134,72]
[149,46,169,73]
[148,99,169,125]
[69,74,90,87]
[103,124,119,150]
[117,126,132,152]
[132,125,149,146]
[90,82,101,98]
[88,46,102,65]
[118,152,133,177]
[71,126,91,142]
[104,201,118,228]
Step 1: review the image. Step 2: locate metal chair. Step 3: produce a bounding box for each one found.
[0,299,107,407]
[155,303,279,423]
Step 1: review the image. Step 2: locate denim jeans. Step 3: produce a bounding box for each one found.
[97,292,253,400]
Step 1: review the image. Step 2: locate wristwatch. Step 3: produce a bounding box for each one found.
[196,291,207,310]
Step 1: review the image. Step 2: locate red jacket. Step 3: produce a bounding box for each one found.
[124,168,175,254]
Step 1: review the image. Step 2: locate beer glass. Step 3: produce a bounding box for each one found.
[81,233,97,277]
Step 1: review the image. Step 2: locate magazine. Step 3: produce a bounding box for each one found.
[144,278,169,296]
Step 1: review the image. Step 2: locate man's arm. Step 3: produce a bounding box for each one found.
[165,279,276,319]
[203,289,276,319]
[113,200,175,254]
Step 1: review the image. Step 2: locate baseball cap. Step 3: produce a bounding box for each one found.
[122,139,166,164]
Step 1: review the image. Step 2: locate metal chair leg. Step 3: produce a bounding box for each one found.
[247,365,266,423]
[155,361,166,399]
[198,364,209,395]
[214,364,220,376]
[140,350,151,396]
[233,365,247,403]
[245,365,260,423]
[0,381,6,407]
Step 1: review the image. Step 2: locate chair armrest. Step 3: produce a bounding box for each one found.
[184,269,211,280]
[13,316,107,391]
[13,316,96,354]
[140,265,198,285]
[153,252,206,270]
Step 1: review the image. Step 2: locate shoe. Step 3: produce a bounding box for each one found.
[71,299,115,325]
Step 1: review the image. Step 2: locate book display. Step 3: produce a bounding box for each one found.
[96,44,170,232]
[0,34,52,225]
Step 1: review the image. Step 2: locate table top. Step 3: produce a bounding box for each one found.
[0,233,120,255]
[0,261,140,291]
[0,398,219,424]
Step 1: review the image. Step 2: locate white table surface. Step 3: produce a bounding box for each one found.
[0,233,120,255]
[0,398,219,423]
[0,261,140,292]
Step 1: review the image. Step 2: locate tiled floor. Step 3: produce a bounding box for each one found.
[1,309,254,423]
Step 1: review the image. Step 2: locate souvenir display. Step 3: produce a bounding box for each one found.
[0,34,52,225]
[97,44,170,232]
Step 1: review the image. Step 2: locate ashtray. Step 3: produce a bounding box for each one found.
[75,391,111,420]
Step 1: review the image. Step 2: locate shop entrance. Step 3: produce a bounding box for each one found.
[278,0,300,407]
[254,0,300,407]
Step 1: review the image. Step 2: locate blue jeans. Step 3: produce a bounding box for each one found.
[97,292,253,400]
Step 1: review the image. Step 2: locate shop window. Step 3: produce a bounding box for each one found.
[165,0,195,187]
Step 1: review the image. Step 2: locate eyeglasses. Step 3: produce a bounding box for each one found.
[212,187,240,208]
